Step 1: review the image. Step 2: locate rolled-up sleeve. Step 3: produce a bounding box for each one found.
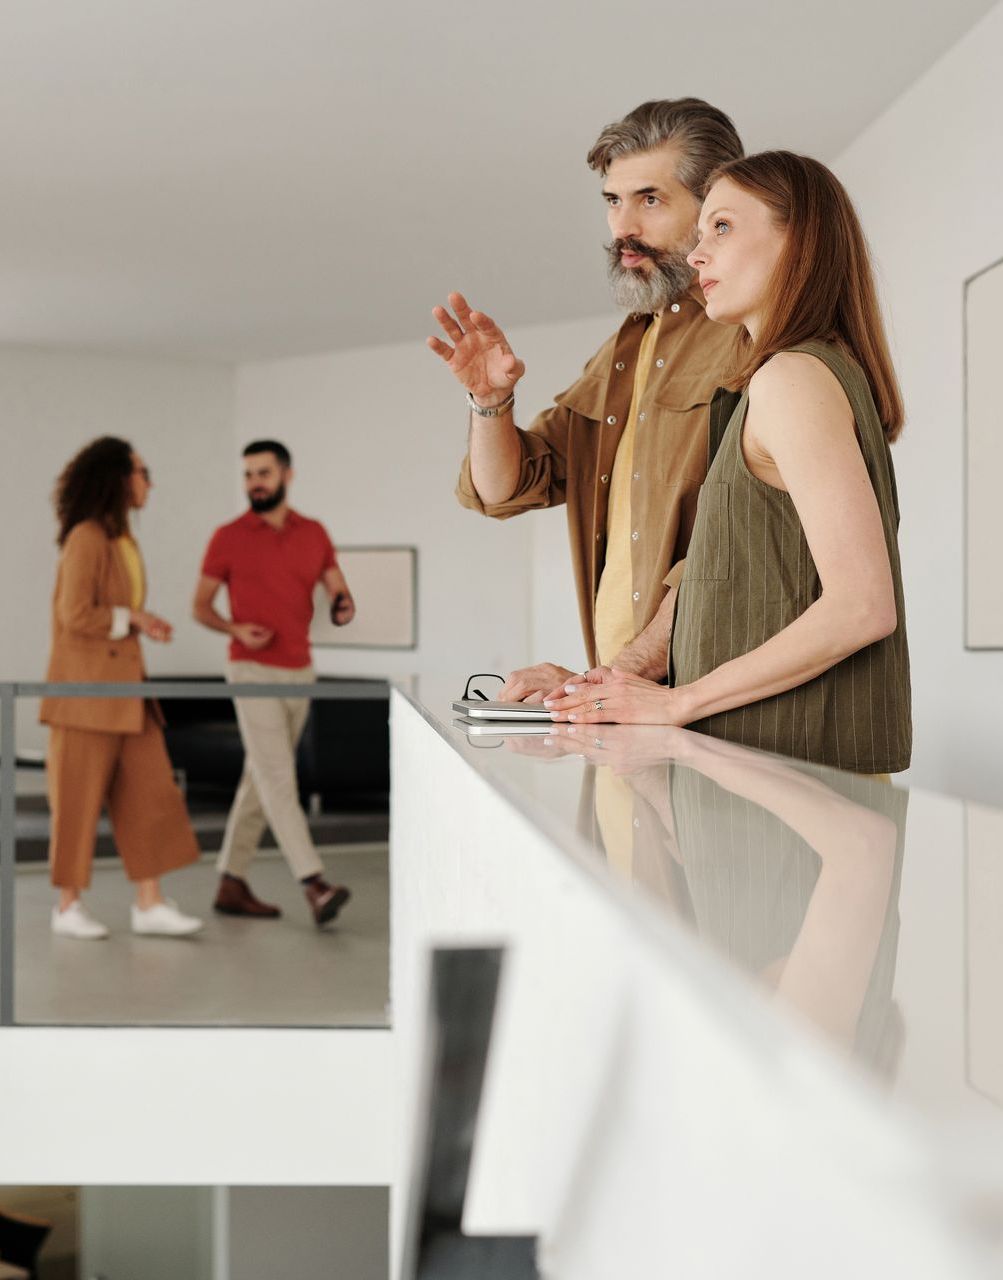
[455,355,611,521]
[456,401,572,519]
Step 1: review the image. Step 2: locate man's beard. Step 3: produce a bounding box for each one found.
[606,236,695,313]
[249,483,286,513]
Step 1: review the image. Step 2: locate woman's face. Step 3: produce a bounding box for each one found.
[687,178,786,338]
[128,452,152,510]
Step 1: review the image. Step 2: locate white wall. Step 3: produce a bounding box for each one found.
[0,348,235,747]
[832,0,1003,803]
[234,313,615,686]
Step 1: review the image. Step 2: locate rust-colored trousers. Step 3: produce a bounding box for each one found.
[47,707,201,888]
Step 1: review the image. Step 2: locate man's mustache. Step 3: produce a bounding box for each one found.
[607,236,662,262]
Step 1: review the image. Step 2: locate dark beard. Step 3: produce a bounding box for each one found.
[249,483,286,513]
[606,236,695,313]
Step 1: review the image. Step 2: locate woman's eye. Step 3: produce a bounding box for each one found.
[714,219,730,235]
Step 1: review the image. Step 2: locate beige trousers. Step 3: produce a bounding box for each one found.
[217,661,323,881]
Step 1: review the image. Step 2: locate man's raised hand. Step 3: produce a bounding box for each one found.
[427,292,526,408]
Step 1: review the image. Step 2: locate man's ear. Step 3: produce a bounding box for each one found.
[284,466,295,486]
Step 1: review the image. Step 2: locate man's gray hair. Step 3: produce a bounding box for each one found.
[587,98,744,197]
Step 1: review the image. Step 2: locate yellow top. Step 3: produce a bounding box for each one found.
[593,313,663,666]
[115,535,145,611]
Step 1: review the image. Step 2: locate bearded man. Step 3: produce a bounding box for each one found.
[428,98,743,699]
[193,439,356,927]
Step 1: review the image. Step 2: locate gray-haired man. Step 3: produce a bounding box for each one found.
[428,98,743,700]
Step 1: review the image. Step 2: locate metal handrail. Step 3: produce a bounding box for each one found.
[0,678,390,1026]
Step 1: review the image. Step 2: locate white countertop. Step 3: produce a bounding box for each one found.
[397,679,1003,1199]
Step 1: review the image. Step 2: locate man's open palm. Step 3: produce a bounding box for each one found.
[427,292,525,405]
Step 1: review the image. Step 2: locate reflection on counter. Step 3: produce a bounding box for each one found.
[501,724,907,1072]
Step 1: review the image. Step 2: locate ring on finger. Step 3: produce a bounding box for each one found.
[594,699,604,712]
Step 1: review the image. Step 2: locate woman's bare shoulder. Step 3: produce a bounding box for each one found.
[748,351,852,424]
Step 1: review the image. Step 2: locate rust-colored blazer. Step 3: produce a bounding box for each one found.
[39,520,150,734]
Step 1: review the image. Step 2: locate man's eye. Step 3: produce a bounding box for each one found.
[644,195,660,207]
[605,196,620,207]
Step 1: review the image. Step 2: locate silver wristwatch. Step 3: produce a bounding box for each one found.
[467,390,515,418]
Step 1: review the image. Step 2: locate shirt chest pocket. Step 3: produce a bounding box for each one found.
[683,482,732,582]
[648,374,719,485]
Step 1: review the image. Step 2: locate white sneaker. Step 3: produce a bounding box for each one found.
[131,899,203,937]
[51,901,109,940]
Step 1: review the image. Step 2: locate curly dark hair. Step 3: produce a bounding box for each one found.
[54,436,135,546]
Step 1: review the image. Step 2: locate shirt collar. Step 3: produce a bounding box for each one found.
[619,278,708,329]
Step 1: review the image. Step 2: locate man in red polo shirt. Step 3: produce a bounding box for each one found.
[192,439,356,926]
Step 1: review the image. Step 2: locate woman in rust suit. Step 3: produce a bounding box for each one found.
[41,436,203,939]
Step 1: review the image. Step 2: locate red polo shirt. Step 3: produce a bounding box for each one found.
[201,508,338,669]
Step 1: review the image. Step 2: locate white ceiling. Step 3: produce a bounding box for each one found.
[0,0,994,361]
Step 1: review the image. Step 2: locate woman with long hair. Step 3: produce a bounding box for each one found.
[547,152,911,775]
[40,436,203,938]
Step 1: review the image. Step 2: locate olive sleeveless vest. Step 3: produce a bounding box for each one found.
[669,341,912,773]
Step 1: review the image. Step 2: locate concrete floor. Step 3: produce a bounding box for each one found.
[13,845,389,1028]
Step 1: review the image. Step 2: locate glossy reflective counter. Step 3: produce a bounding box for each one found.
[391,679,1003,1278]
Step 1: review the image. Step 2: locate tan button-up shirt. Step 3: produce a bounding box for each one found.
[456,286,741,667]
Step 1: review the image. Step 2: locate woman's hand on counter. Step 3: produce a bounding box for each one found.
[544,669,695,726]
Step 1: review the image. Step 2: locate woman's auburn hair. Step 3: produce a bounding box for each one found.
[708,151,905,441]
[54,435,134,546]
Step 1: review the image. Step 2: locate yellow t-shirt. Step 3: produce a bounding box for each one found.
[593,313,663,666]
[116,536,146,611]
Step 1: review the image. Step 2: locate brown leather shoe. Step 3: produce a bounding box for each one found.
[213,874,282,919]
[303,878,351,927]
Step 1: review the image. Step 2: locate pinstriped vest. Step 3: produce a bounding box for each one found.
[669,341,912,773]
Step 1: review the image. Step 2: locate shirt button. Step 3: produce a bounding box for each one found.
[596,532,602,541]
[633,591,640,601]
[606,415,617,425]
[670,303,681,313]
[631,531,639,541]
[600,474,609,484]
[638,411,646,422]
[632,472,640,481]
[615,361,625,371]
[655,359,665,368]
[633,818,640,829]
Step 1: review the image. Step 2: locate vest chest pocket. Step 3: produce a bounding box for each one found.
[685,482,731,582]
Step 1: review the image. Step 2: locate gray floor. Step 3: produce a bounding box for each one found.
[13,845,389,1028]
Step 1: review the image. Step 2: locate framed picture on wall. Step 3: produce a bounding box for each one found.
[964,256,1003,649]
[310,545,418,650]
